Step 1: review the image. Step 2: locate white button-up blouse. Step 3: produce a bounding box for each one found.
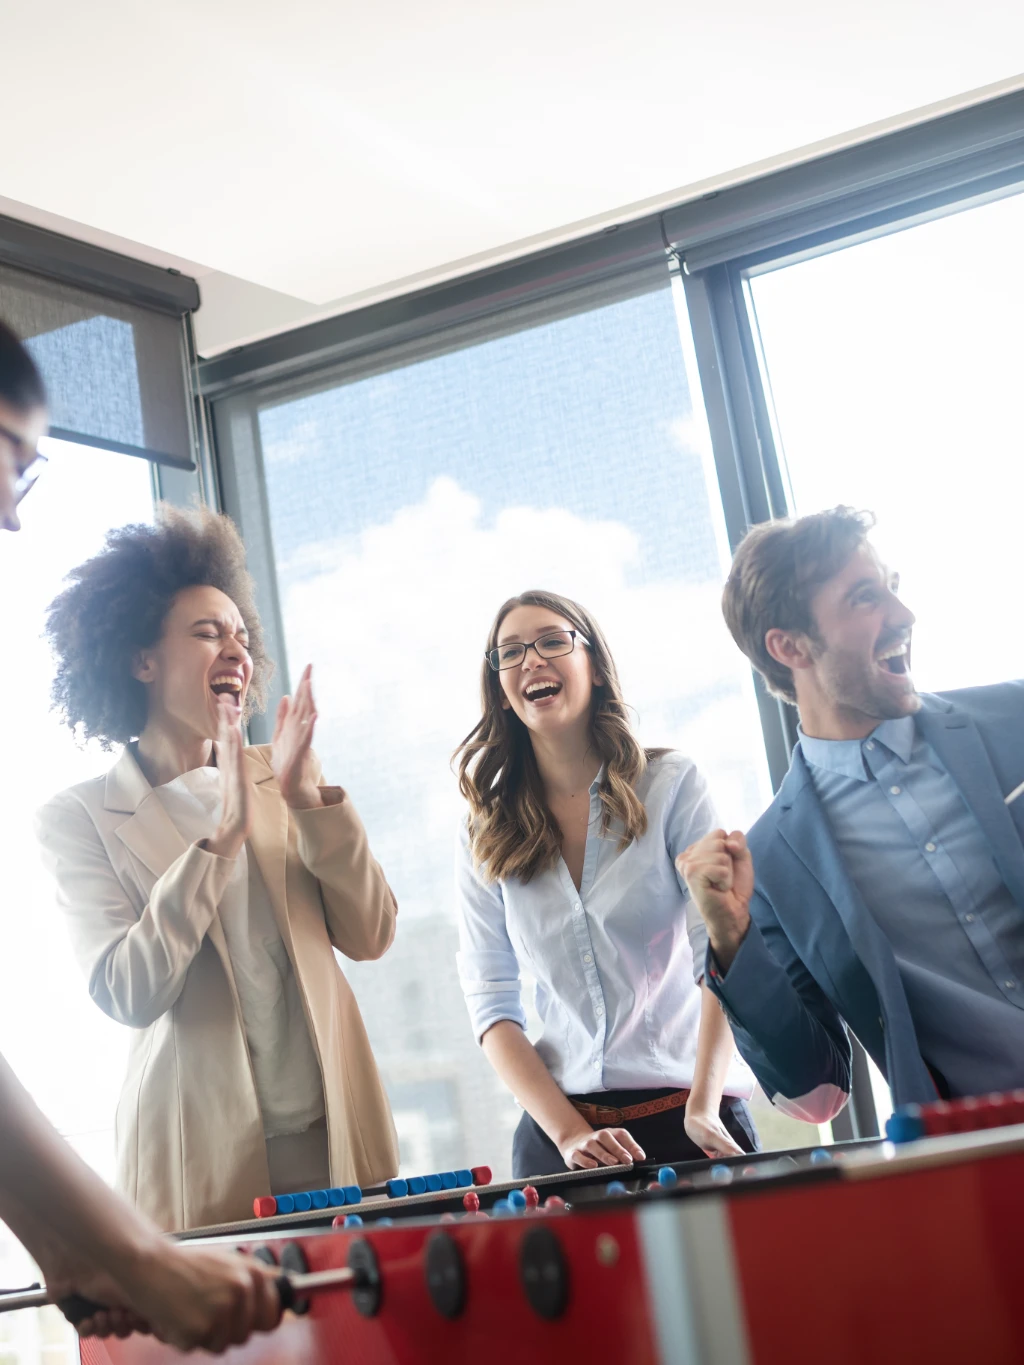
[455,752,754,1098]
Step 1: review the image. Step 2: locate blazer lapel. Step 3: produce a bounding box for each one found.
[244,749,295,951]
[916,702,1024,910]
[107,747,191,882]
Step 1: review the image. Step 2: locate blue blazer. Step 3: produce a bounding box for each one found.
[707,682,1024,1117]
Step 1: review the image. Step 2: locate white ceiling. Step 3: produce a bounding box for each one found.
[3,1,1024,356]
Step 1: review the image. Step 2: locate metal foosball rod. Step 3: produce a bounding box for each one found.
[0,1266,357,1320]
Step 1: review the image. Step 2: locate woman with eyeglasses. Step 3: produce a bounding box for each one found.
[454,590,758,1177]
[36,504,399,1233]
[0,318,286,1349]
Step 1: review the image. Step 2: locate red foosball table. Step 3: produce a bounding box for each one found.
[68,1121,1024,1364]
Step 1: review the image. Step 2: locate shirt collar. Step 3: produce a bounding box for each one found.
[799,714,915,782]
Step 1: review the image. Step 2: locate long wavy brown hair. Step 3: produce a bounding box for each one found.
[454,590,661,883]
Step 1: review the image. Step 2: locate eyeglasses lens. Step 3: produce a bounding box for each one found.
[14,456,46,505]
[488,631,574,671]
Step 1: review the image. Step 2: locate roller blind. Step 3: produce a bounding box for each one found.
[0,260,195,469]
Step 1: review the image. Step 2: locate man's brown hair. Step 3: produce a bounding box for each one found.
[722,506,875,703]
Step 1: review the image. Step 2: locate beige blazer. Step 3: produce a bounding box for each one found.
[36,744,399,1232]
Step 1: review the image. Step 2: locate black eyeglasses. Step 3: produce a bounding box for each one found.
[487,629,588,671]
[0,422,47,505]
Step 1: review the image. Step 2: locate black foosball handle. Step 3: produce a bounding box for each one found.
[57,1276,302,1326]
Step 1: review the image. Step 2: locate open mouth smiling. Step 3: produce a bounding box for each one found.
[210,673,244,707]
[876,641,910,677]
[523,679,563,703]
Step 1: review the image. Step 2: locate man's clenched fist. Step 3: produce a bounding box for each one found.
[676,829,754,972]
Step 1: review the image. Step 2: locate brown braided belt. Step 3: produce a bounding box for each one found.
[571,1088,691,1126]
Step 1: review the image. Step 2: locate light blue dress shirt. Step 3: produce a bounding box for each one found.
[801,716,1024,1097]
[455,752,754,1098]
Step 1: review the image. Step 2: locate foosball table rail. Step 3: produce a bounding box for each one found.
[76,1124,1024,1365]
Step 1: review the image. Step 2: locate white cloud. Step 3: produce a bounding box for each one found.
[278,475,772,857]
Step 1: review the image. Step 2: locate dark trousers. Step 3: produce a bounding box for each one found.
[512,1086,760,1180]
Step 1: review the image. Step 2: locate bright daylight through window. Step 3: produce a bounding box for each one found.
[749,187,1024,694]
[255,277,808,1176]
[0,440,154,1365]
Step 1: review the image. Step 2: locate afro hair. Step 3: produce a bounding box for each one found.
[46,504,271,747]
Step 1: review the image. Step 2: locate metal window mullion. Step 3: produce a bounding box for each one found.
[685,255,887,1149]
[211,395,291,743]
[733,272,792,520]
[680,260,795,790]
[185,312,221,512]
[151,314,206,506]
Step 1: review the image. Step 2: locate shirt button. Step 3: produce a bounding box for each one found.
[890,785,901,795]
[965,914,975,923]
[925,842,936,853]
[583,953,593,964]
[866,741,875,750]
[574,902,582,912]
[595,1005,605,1016]
[1006,981,1017,990]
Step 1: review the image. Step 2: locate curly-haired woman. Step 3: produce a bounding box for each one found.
[454,590,758,1178]
[1,323,286,1349]
[36,505,399,1231]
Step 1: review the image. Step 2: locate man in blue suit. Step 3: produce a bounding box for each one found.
[678,506,1024,1122]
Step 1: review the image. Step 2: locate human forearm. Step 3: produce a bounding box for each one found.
[681,984,747,1157]
[0,1054,285,1351]
[480,1022,645,1169]
[480,1021,589,1151]
[0,1054,160,1276]
[688,983,736,1111]
[705,920,748,973]
[708,924,852,1121]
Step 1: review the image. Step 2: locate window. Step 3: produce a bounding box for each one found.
[743,187,1024,1136]
[748,187,1024,692]
[249,275,781,1177]
[0,439,154,1365]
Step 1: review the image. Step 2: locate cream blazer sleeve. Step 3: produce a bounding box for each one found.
[276,748,398,963]
[36,792,235,1029]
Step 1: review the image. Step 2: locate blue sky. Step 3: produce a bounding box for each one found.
[258,284,721,590]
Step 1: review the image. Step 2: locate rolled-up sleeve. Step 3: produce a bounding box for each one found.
[664,758,720,983]
[454,820,527,1042]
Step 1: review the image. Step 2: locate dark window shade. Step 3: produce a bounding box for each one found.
[0,262,195,470]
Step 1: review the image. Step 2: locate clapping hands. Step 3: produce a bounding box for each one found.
[206,695,252,860]
[271,664,323,810]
